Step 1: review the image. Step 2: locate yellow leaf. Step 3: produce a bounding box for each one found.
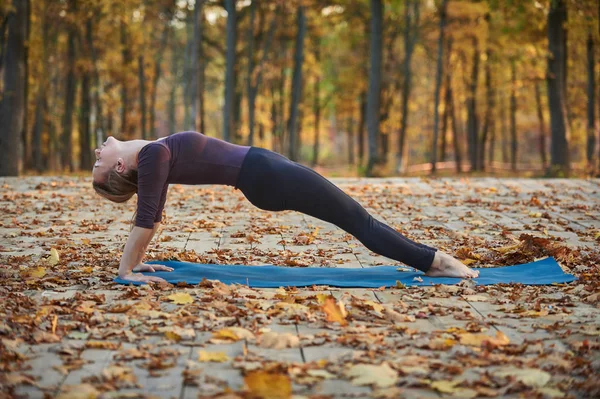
[459,331,509,347]
[29,267,46,279]
[316,293,329,304]
[431,380,460,394]
[321,296,348,326]
[165,331,181,342]
[166,292,194,305]
[197,350,229,362]
[79,266,93,274]
[48,248,60,265]
[244,370,292,399]
[212,327,255,342]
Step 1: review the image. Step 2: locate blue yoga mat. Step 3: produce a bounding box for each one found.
[114,257,576,288]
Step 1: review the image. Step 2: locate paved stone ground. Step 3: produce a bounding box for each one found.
[0,177,599,399]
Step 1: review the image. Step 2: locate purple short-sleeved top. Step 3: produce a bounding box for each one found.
[135,131,251,229]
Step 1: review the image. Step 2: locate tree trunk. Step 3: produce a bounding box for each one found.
[586,32,595,165]
[311,42,321,167]
[535,81,548,168]
[479,47,494,171]
[168,46,178,134]
[448,78,462,173]
[396,0,420,174]
[430,0,448,174]
[87,16,103,147]
[287,5,306,161]
[500,92,508,163]
[120,19,132,139]
[358,90,366,167]
[223,0,236,142]
[347,117,355,165]
[366,0,383,176]
[188,0,203,131]
[32,0,49,172]
[546,0,570,175]
[150,25,169,137]
[79,21,92,171]
[21,0,31,170]
[62,0,77,171]
[0,0,27,175]
[248,3,277,146]
[440,76,449,162]
[466,36,480,171]
[510,58,517,171]
[138,55,147,139]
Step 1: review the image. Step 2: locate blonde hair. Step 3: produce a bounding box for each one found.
[93,168,138,203]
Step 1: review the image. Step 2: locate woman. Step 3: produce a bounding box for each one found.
[92,131,479,284]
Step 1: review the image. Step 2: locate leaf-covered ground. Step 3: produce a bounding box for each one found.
[1,177,599,399]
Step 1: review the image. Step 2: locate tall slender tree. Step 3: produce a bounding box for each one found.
[366,0,383,176]
[287,5,306,161]
[430,0,448,173]
[0,0,28,176]
[223,0,236,142]
[546,0,570,175]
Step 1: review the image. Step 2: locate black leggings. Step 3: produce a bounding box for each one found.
[235,147,437,272]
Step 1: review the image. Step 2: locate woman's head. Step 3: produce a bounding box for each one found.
[92,136,138,203]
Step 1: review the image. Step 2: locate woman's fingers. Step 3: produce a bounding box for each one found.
[151,264,174,272]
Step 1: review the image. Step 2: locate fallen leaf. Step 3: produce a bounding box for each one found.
[244,370,292,399]
[345,363,398,388]
[48,248,60,265]
[198,350,230,362]
[33,330,60,343]
[56,384,99,399]
[28,266,47,279]
[462,294,489,302]
[258,332,299,349]
[493,367,551,388]
[321,296,348,326]
[459,331,510,348]
[212,327,255,342]
[166,292,194,305]
[86,340,121,350]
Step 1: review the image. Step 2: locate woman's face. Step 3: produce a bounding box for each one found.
[92,136,121,182]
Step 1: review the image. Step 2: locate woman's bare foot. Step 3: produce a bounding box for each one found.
[425,251,480,278]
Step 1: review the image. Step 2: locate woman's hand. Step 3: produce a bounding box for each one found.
[132,263,174,273]
[119,272,167,284]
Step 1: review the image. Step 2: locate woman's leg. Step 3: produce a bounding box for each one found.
[237,148,436,272]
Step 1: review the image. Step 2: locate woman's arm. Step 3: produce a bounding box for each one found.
[118,225,169,283]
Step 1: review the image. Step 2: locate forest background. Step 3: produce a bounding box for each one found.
[0,0,598,178]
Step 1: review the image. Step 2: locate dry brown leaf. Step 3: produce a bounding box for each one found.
[86,340,121,350]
